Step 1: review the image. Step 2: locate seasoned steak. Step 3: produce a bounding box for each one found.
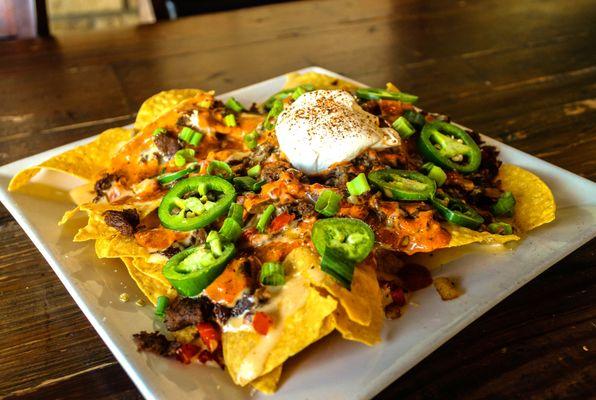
[154,132,181,158]
[103,209,140,236]
[164,297,210,331]
[133,331,180,356]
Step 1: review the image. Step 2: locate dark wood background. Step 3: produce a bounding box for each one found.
[1,0,594,398]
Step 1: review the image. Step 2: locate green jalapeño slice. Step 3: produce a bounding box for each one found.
[311,218,375,263]
[430,192,484,229]
[418,121,481,173]
[158,176,236,231]
[368,169,436,201]
[163,242,236,296]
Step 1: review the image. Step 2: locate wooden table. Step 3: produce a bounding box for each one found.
[1,0,594,398]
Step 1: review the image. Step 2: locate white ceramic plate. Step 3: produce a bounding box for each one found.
[1,67,595,400]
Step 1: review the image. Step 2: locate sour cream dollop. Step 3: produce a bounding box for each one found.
[275,90,399,175]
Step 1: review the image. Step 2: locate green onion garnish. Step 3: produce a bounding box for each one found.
[355,87,418,104]
[291,86,306,100]
[233,176,263,192]
[174,149,195,167]
[155,295,169,318]
[247,164,261,178]
[315,190,342,217]
[259,262,285,286]
[178,127,203,146]
[153,127,167,136]
[207,160,233,180]
[392,116,416,139]
[346,173,371,196]
[206,230,223,256]
[225,97,245,113]
[487,222,513,235]
[257,205,276,233]
[157,162,198,185]
[219,217,242,242]
[321,247,355,289]
[228,203,244,226]
[264,100,284,130]
[491,191,516,217]
[224,114,237,127]
[262,84,315,109]
[244,131,259,150]
[403,110,426,129]
[421,162,447,187]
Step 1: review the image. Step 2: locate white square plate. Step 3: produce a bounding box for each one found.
[1,67,595,400]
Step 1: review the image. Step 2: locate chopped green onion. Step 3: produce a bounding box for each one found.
[247,164,261,178]
[257,205,276,233]
[403,110,426,129]
[355,87,418,103]
[157,162,198,185]
[155,295,169,318]
[259,262,285,286]
[224,114,237,127]
[153,127,167,136]
[488,222,513,235]
[244,130,259,150]
[264,100,284,130]
[262,84,315,109]
[189,132,203,146]
[219,217,242,242]
[233,176,263,192]
[392,116,416,138]
[315,190,342,217]
[346,173,371,196]
[421,162,447,187]
[228,203,244,225]
[321,247,355,289]
[225,97,245,113]
[206,230,223,256]
[178,127,204,146]
[492,191,516,217]
[291,86,306,100]
[199,99,212,108]
[174,149,195,167]
[207,160,233,180]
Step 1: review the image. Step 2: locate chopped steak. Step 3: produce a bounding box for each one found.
[103,209,140,236]
[164,297,210,331]
[154,132,181,158]
[94,173,117,198]
[133,331,180,356]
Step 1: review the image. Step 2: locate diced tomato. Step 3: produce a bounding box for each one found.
[390,287,406,307]
[196,322,221,352]
[197,350,213,364]
[252,312,272,335]
[397,264,433,291]
[176,343,199,364]
[268,212,295,233]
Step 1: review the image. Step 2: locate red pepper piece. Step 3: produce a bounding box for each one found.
[269,212,295,233]
[253,312,272,335]
[390,287,406,306]
[176,343,199,364]
[196,322,221,352]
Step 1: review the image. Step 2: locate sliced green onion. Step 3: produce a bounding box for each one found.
[174,149,195,167]
[189,131,203,146]
[206,230,223,256]
[157,162,198,185]
[355,87,418,103]
[153,127,167,136]
[233,176,264,192]
[178,127,203,146]
[219,217,242,242]
[487,222,513,235]
[259,262,285,286]
[247,164,261,178]
[492,191,516,217]
[262,84,315,109]
[264,100,284,130]
[155,295,169,318]
[315,190,342,217]
[225,97,245,113]
[244,131,259,150]
[392,116,416,138]
[224,114,237,127]
[227,203,244,225]
[257,205,276,233]
[321,247,355,289]
[291,86,306,100]
[421,162,447,187]
[207,160,233,180]
[346,173,371,196]
[403,110,426,129]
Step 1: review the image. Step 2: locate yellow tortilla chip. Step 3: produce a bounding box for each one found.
[284,247,380,327]
[8,127,131,191]
[134,89,203,131]
[223,279,337,386]
[498,164,556,232]
[283,71,358,91]
[132,257,171,288]
[332,298,384,346]
[447,224,520,247]
[121,257,175,305]
[250,366,283,395]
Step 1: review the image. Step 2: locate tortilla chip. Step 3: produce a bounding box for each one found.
[250,366,283,395]
[433,277,461,301]
[447,224,520,247]
[284,247,380,327]
[283,72,358,91]
[498,164,556,232]
[332,297,383,346]
[223,279,337,386]
[8,127,131,191]
[132,257,171,288]
[121,257,175,305]
[134,89,203,131]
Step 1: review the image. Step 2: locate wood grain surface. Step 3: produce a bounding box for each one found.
[0,0,594,399]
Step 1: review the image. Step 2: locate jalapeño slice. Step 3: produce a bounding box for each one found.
[368,169,436,201]
[311,218,375,263]
[430,192,484,229]
[163,242,236,296]
[158,176,236,231]
[418,121,481,173]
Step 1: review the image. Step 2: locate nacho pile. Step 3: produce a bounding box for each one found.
[9,71,555,394]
